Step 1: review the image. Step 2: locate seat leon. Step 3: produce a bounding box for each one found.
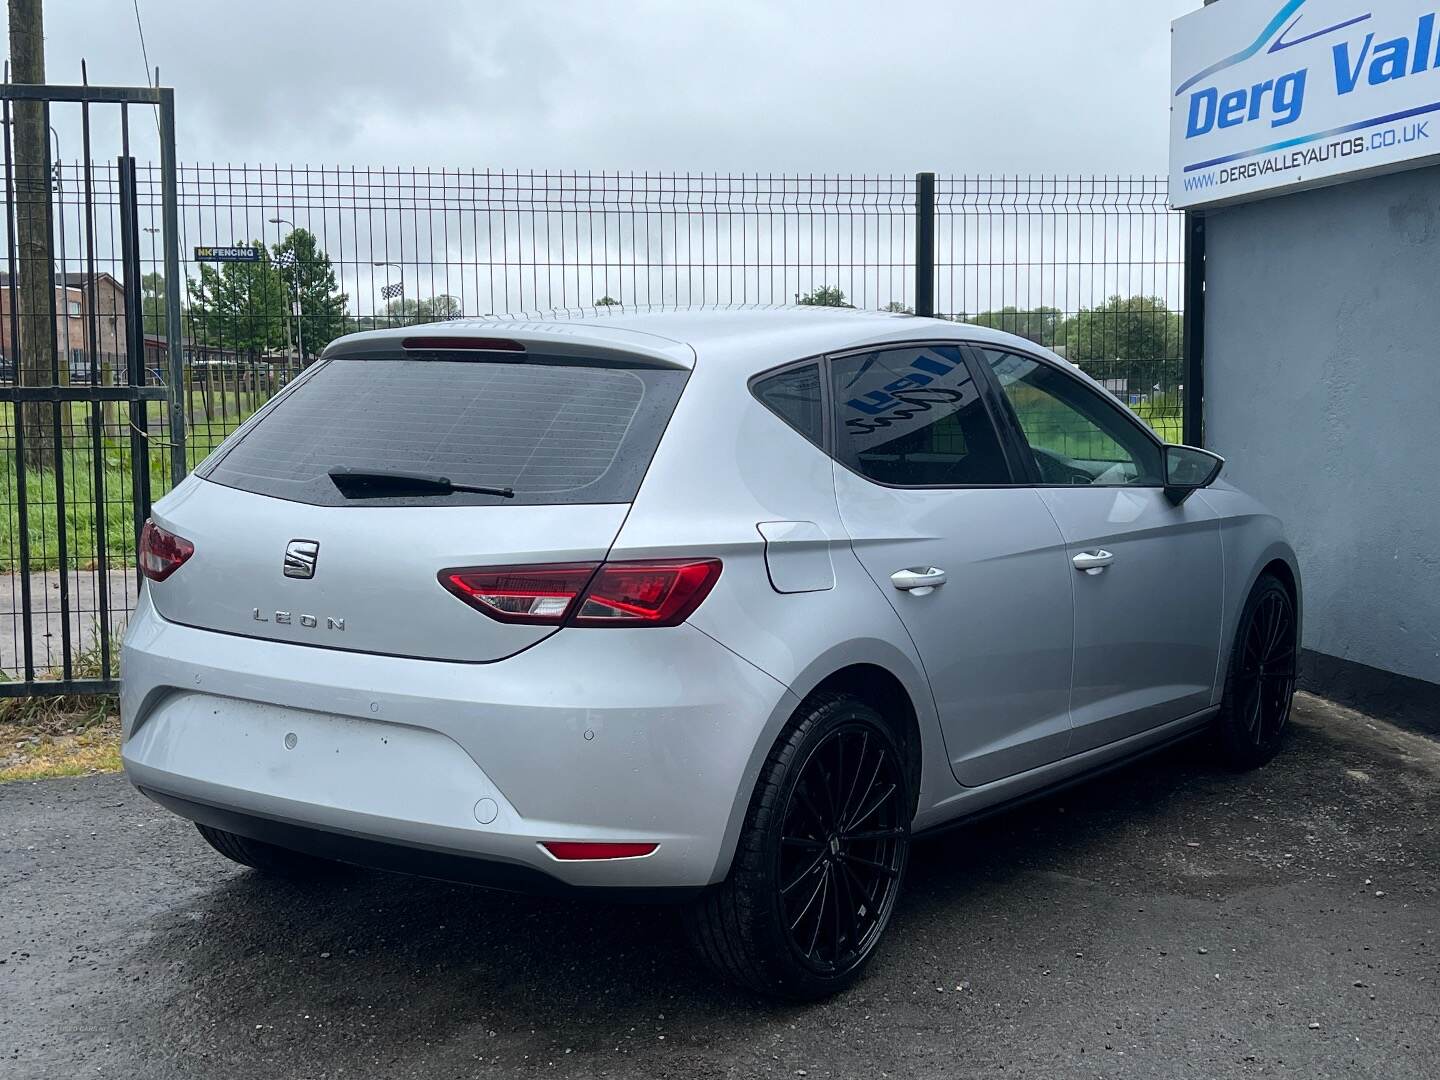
[121,308,1300,1000]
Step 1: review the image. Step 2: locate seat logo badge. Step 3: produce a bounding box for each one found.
[283,539,320,579]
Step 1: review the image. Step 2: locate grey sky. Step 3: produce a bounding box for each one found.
[10,0,1194,173]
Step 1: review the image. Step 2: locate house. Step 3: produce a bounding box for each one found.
[0,271,127,380]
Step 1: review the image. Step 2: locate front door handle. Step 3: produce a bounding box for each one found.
[1072,550,1115,575]
[890,567,947,596]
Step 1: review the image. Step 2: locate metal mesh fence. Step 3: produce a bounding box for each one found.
[1,96,172,693]
[2,163,1184,685]
[935,175,1184,442]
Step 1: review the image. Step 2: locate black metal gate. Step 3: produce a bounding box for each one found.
[0,82,184,697]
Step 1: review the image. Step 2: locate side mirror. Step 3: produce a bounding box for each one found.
[1164,444,1224,505]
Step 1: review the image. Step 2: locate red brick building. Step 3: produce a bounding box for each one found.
[0,271,127,380]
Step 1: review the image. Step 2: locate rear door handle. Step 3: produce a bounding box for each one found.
[890,567,947,596]
[1072,550,1115,575]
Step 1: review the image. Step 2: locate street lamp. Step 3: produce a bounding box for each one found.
[372,261,405,326]
[268,216,304,362]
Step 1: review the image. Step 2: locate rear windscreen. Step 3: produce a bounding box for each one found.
[200,355,688,506]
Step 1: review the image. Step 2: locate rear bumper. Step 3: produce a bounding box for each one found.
[142,788,705,900]
[121,590,796,890]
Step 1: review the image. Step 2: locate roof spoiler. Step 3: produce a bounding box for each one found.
[322,322,694,370]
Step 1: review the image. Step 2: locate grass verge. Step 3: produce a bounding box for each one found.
[0,711,120,782]
[0,635,122,783]
[0,401,248,572]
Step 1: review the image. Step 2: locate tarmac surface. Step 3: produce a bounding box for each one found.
[1,692,1436,1079]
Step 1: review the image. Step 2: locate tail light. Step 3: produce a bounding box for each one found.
[139,520,195,582]
[440,558,721,627]
[439,564,599,625]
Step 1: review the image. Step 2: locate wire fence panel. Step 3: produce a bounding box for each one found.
[936,175,1184,441]
[121,168,922,460]
[0,90,175,694]
[2,163,1184,687]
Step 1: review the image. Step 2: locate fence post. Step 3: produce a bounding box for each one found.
[1182,211,1206,447]
[159,88,188,483]
[914,172,936,317]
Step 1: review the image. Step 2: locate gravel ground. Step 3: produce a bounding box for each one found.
[1,692,1437,1080]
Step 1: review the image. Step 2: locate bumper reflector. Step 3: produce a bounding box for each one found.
[541,841,659,861]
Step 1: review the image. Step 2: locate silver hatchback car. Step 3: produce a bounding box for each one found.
[122,308,1300,999]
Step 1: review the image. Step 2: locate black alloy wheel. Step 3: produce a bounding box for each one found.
[778,722,907,974]
[684,694,912,1000]
[1217,574,1297,768]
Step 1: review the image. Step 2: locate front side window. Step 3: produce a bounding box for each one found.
[830,345,1010,487]
[981,349,1163,486]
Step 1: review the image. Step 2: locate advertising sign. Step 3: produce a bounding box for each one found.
[1171,0,1440,208]
[194,245,262,262]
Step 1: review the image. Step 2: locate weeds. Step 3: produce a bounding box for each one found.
[0,631,120,728]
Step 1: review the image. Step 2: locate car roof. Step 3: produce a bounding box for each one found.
[324,306,1051,373]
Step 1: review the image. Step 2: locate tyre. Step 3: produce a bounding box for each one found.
[685,693,912,1000]
[1215,573,1298,770]
[195,823,347,879]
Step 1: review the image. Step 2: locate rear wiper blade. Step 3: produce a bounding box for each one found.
[327,466,515,500]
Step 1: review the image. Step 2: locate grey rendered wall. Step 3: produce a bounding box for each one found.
[1203,163,1440,686]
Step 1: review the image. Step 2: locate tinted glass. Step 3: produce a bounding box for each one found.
[202,356,687,506]
[1165,444,1221,487]
[753,363,823,446]
[982,349,1163,486]
[830,345,1010,486]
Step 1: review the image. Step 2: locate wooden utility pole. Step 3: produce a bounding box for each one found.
[8,0,57,468]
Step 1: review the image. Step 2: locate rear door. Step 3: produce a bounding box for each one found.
[148,347,688,662]
[828,343,1076,787]
[974,347,1223,750]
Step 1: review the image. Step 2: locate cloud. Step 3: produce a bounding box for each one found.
[15,0,1193,172]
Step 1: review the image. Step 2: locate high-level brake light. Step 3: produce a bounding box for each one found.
[401,336,525,352]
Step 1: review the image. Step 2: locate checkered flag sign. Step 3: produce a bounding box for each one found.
[381,282,403,300]
[273,249,297,270]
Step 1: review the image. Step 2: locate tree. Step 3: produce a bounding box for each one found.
[188,232,350,357]
[1060,295,1182,362]
[141,272,170,337]
[274,228,350,357]
[796,285,851,307]
[594,295,621,307]
[140,273,191,339]
[187,243,290,354]
[1059,295,1183,389]
[381,293,462,325]
[969,306,1062,348]
[414,294,461,321]
[10,0,55,467]
[883,301,913,314]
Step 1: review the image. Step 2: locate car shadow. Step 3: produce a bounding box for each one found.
[115,723,1335,1068]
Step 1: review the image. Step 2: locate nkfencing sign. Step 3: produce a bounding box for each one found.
[1170,0,1440,208]
[194,245,262,262]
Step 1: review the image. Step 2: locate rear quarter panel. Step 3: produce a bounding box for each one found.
[611,340,960,836]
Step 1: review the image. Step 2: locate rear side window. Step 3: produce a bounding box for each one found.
[752,363,824,446]
[830,345,1011,487]
[201,356,688,506]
